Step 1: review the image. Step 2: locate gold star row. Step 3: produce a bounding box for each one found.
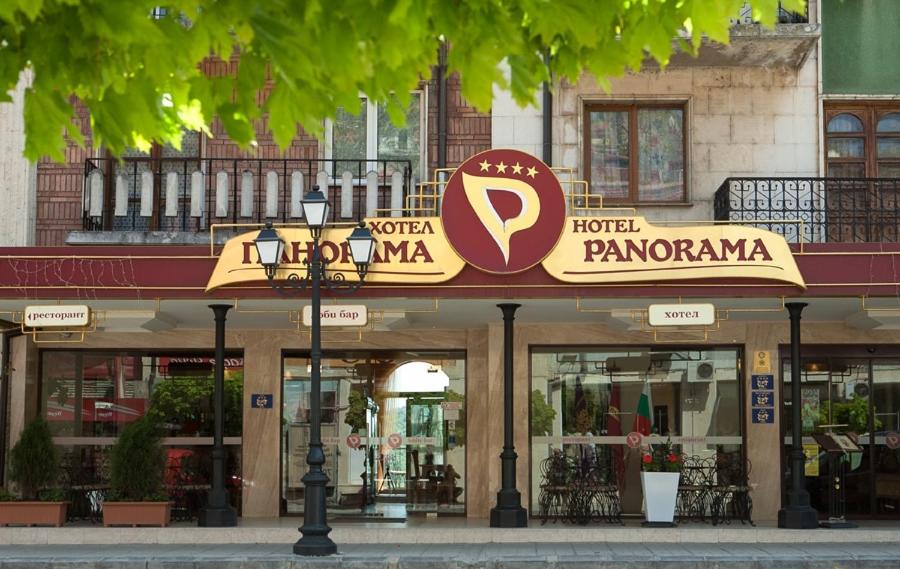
[478,159,538,178]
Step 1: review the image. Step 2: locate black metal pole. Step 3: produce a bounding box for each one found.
[778,302,818,529]
[198,304,237,527]
[294,239,337,555]
[542,49,552,166]
[490,303,528,527]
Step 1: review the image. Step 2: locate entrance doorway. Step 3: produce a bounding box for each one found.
[281,351,466,520]
[781,352,900,518]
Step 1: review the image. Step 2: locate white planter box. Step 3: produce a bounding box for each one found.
[641,471,680,524]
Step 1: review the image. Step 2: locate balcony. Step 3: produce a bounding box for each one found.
[76,157,413,243]
[667,1,818,68]
[714,177,900,244]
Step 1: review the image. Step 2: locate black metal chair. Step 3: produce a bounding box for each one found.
[709,455,754,525]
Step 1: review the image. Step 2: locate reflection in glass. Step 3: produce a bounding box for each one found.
[827,113,864,133]
[876,113,900,133]
[827,138,865,159]
[39,351,244,518]
[530,348,742,516]
[638,109,684,202]
[377,94,421,177]
[282,351,466,520]
[333,100,367,161]
[589,111,630,199]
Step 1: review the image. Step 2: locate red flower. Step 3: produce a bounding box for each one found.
[642,454,652,464]
[667,453,679,463]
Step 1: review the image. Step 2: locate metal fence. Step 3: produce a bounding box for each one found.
[82,157,414,232]
[714,177,900,243]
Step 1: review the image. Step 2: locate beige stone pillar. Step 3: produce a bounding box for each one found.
[7,335,38,452]
[464,327,490,518]
[744,323,782,522]
[240,332,284,518]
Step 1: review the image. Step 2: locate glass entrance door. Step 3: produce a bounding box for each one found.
[782,356,900,518]
[281,351,465,519]
[873,361,900,515]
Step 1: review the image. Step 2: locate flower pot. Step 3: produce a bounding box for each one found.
[102,501,171,527]
[0,501,68,527]
[640,471,680,525]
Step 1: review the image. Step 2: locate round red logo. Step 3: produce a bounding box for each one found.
[346,433,361,449]
[887,432,900,450]
[441,149,567,274]
[387,433,402,449]
[626,431,644,449]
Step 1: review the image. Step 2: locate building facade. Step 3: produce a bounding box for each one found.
[2,0,900,526]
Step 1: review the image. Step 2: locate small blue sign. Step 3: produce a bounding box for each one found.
[752,407,775,424]
[752,390,774,408]
[251,393,273,409]
[751,374,774,391]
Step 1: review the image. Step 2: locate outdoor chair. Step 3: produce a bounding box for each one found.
[709,456,754,525]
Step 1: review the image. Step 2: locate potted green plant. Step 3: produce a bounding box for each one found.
[0,417,67,527]
[639,438,681,526]
[103,416,171,527]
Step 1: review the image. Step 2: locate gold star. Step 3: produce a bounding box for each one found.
[526,166,538,178]
[495,161,508,174]
[511,162,523,175]
[479,160,491,172]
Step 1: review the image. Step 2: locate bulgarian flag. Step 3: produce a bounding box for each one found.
[632,380,653,436]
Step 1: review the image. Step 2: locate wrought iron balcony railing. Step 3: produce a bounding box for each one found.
[82,157,414,232]
[735,1,809,25]
[714,177,900,244]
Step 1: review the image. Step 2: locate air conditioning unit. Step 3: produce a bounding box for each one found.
[687,361,715,382]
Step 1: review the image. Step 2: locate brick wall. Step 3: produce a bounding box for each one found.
[34,62,490,245]
[34,101,93,246]
[427,71,492,178]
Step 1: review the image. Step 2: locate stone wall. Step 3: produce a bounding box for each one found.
[0,74,37,247]
[494,55,821,223]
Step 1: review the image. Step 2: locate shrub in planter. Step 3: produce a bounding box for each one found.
[0,417,67,527]
[103,416,171,527]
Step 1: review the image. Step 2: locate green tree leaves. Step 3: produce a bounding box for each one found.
[0,0,805,161]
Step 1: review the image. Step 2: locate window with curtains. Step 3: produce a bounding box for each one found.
[584,103,686,203]
[825,104,900,178]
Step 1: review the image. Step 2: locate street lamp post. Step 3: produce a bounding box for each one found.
[254,186,376,556]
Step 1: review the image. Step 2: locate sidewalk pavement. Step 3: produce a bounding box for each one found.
[1,542,900,568]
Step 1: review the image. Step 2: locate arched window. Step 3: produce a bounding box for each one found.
[876,113,900,178]
[825,105,900,178]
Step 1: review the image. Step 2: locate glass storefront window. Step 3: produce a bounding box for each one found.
[39,351,244,517]
[530,347,742,516]
[782,355,900,517]
[282,351,465,519]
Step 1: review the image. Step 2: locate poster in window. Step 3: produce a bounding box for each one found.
[803,444,820,477]
[800,388,820,432]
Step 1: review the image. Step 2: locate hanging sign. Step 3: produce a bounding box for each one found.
[24,305,91,328]
[206,150,806,290]
[647,304,715,327]
[301,305,367,327]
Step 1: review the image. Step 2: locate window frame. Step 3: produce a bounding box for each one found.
[824,102,900,178]
[583,101,689,205]
[324,90,427,183]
